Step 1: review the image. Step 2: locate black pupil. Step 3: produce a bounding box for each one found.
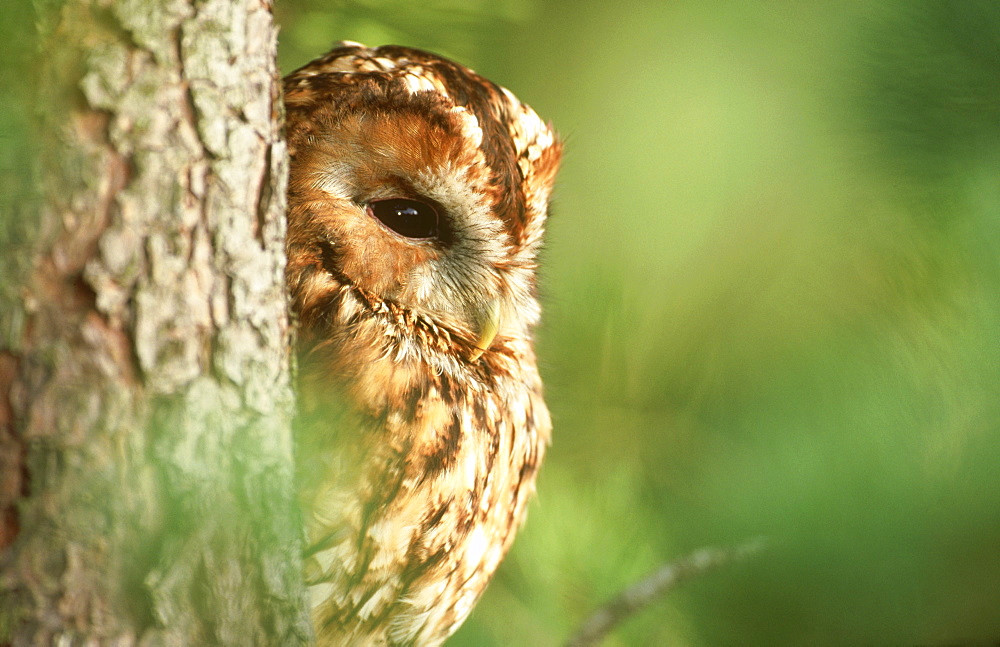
[369,199,438,239]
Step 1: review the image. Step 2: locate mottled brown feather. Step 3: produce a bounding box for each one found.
[285,44,560,646]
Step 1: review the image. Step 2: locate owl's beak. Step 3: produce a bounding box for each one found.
[468,298,501,362]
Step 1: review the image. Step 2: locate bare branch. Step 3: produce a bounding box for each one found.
[564,536,768,647]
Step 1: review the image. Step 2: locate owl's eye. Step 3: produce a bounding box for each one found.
[368,198,440,240]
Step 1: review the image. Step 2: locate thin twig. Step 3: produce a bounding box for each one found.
[564,536,769,647]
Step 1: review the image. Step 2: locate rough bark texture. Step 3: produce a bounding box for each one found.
[0,0,310,644]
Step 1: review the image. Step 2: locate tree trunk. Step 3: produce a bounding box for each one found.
[0,0,310,644]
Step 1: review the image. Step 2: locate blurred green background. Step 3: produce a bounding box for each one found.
[277,1,1000,644]
[4,0,998,644]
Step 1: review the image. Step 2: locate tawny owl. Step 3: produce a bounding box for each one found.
[283,43,561,645]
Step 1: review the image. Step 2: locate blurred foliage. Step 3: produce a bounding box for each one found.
[273,0,1000,644]
[0,0,40,346]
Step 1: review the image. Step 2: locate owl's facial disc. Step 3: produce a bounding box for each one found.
[361,188,507,356]
[301,106,515,352]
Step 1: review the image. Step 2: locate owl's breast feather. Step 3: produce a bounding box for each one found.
[299,297,549,646]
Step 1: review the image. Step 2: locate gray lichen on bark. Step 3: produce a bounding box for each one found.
[1,0,310,644]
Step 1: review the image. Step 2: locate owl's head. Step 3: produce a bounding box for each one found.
[284,44,561,362]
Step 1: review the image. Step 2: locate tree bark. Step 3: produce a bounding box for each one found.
[0,0,310,644]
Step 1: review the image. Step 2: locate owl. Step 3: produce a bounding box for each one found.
[283,43,561,646]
